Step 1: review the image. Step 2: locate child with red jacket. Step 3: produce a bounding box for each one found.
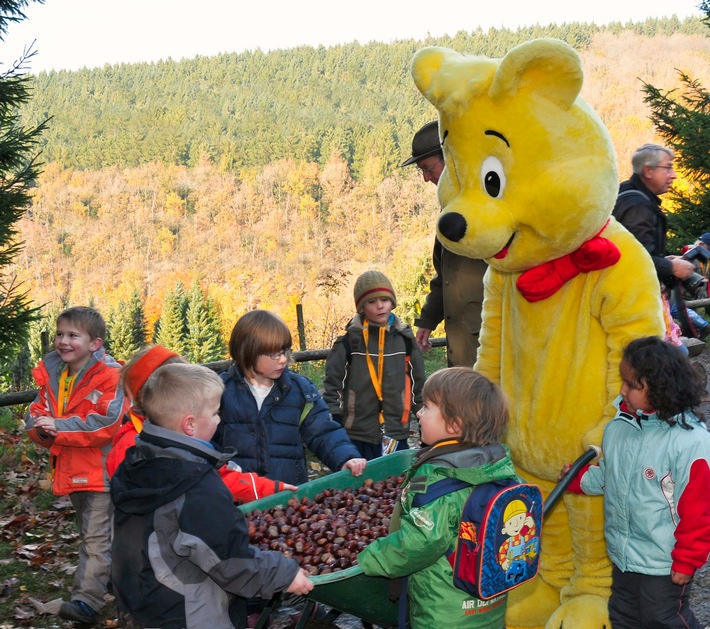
[25,307,126,626]
[107,345,297,502]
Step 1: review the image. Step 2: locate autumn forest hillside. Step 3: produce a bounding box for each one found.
[11,17,710,364]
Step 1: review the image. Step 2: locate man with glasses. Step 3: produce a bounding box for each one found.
[613,143,694,284]
[403,121,487,367]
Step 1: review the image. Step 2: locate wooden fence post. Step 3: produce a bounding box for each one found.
[296,303,307,351]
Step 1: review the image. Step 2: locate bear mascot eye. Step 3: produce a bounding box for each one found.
[481,156,506,198]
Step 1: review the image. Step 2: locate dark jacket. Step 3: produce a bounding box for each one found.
[215,365,361,484]
[323,313,425,444]
[111,421,299,629]
[612,173,673,284]
[414,238,487,366]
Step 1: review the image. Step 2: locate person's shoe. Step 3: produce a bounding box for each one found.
[700,325,710,341]
[58,600,98,625]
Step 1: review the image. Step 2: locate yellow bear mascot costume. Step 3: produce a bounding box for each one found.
[411,39,664,628]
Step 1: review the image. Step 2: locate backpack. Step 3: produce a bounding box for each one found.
[412,476,543,600]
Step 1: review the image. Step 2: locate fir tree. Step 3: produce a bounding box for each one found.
[185,281,224,363]
[106,291,147,361]
[642,0,710,251]
[154,282,189,355]
[0,0,48,367]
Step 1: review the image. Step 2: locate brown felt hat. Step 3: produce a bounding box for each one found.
[354,270,397,313]
[401,120,442,167]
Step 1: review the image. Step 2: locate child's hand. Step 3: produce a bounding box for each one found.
[34,416,58,437]
[282,483,298,491]
[671,570,692,585]
[558,463,572,481]
[286,568,314,595]
[342,458,367,476]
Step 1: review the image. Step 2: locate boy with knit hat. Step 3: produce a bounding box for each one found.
[324,270,425,459]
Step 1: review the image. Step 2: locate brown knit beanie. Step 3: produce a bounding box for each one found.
[354,271,397,313]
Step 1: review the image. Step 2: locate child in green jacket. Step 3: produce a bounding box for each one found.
[358,367,515,629]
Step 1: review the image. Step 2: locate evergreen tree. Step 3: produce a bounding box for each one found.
[154,282,189,355]
[9,303,56,390]
[185,281,224,363]
[0,0,48,368]
[642,1,710,251]
[106,291,147,361]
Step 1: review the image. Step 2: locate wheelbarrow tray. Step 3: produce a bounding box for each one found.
[239,449,417,627]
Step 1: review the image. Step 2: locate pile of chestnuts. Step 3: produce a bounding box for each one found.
[247,475,404,575]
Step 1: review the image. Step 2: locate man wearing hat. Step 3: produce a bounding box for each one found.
[404,121,488,367]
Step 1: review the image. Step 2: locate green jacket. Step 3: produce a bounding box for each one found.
[358,440,516,629]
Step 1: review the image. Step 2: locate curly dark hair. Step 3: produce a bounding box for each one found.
[622,336,705,427]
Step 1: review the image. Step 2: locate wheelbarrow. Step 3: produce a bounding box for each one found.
[240,446,599,628]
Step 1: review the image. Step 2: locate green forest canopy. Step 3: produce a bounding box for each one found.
[20,16,705,178]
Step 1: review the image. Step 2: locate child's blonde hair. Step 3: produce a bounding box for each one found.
[422,367,508,446]
[142,363,224,429]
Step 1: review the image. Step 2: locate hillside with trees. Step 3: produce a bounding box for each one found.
[19,17,708,176]
[7,17,710,378]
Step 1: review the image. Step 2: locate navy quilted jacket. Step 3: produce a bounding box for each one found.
[214,364,360,485]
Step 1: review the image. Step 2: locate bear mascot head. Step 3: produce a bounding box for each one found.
[411,39,664,628]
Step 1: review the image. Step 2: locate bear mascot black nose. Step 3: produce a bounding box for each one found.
[438,212,467,242]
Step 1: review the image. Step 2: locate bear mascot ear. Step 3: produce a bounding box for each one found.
[490,38,583,110]
[411,46,498,116]
[411,39,581,116]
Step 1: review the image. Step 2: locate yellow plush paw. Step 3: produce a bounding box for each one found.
[544,595,610,629]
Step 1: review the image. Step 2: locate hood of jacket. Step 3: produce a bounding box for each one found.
[410,440,516,486]
[111,421,236,516]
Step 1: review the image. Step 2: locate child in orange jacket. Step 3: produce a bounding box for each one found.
[25,307,126,626]
[107,345,297,502]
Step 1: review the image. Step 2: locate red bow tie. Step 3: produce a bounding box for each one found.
[516,221,620,302]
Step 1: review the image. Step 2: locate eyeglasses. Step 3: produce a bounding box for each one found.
[264,348,291,360]
[417,159,443,176]
[653,164,674,171]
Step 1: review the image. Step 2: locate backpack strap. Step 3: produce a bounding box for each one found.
[612,189,651,223]
[339,334,352,364]
[299,401,314,425]
[411,476,472,508]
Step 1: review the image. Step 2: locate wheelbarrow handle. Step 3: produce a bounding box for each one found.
[543,445,600,519]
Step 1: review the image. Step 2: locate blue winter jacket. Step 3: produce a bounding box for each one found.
[214,364,361,485]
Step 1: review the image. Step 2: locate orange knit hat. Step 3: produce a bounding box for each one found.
[123,345,180,399]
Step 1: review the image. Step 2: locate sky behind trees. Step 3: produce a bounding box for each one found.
[0,0,703,73]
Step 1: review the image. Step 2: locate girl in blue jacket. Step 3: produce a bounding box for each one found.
[565,336,710,628]
[214,310,366,485]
